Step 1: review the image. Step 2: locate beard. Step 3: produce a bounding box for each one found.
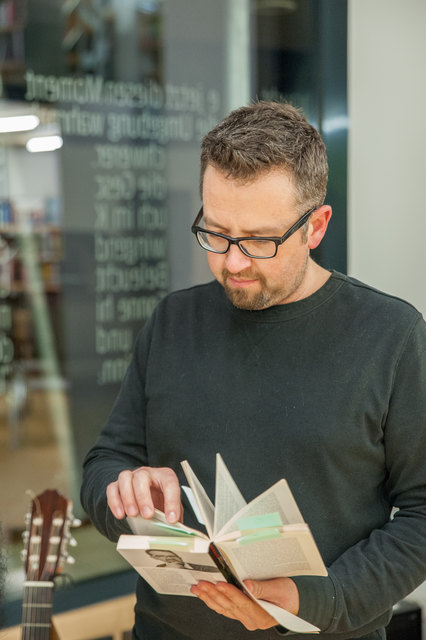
[221,254,309,311]
[222,271,272,310]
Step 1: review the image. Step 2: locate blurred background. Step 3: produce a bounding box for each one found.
[0,0,425,634]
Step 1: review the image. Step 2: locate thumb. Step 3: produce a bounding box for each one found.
[243,577,299,614]
[244,579,265,599]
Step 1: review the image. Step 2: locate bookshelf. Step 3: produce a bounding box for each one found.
[0,197,63,391]
[0,0,26,82]
[0,201,62,296]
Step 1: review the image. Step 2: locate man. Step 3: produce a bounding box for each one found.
[146,549,221,573]
[81,101,426,640]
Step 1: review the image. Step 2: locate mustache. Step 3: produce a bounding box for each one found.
[222,268,260,280]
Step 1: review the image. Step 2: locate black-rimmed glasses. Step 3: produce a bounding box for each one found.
[191,206,317,259]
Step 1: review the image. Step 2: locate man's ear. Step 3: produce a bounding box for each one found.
[308,206,332,249]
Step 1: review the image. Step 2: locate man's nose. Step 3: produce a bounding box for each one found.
[225,243,253,273]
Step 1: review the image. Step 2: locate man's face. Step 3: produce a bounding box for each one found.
[202,165,312,310]
[148,550,185,567]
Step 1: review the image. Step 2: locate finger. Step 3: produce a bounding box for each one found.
[131,468,157,518]
[194,582,277,630]
[153,467,182,523]
[115,469,142,517]
[216,585,276,630]
[191,582,239,620]
[214,582,253,606]
[106,480,125,519]
[132,467,182,522]
[244,577,300,615]
[193,582,251,620]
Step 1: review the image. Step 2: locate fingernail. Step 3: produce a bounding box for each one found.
[142,506,153,518]
[115,507,124,518]
[128,505,138,516]
[167,511,177,523]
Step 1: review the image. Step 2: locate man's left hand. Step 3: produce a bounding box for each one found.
[190,577,299,631]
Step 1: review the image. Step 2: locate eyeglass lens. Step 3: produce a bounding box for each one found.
[196,230,277,258]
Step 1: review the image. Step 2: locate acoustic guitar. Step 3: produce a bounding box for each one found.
[21,489,79,640]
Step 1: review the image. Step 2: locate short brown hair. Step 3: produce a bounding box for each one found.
[200,101,328,211]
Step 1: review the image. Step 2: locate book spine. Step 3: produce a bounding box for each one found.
[208,542,244,591]
[209,543,289,635]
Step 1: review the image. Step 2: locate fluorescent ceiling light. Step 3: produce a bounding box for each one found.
[26,135,63,153]
[0,114,40,133]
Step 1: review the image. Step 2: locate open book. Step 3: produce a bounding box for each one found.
[117,454,327,634]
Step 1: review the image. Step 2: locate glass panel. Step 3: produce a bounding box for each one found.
[255,0,320,124]
[0,0,346,622]
[0,0,232,615]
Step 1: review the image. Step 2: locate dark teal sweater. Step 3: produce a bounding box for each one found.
[81,272,426,640]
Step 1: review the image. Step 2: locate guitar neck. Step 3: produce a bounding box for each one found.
[21,581,54,640]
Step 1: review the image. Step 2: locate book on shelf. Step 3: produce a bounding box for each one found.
[117,453,327,634]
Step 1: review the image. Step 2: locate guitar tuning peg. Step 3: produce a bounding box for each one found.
[20,549,27,561]
[21,530,29,541]
[52,517,64,527]
[67,535,78,547]
[72,518,82,528]
[65,554,76,565]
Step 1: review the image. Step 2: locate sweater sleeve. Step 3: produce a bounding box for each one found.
[80,315,154,542]
[293,315,426,637]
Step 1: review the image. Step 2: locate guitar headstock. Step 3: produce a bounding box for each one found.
[22,489,80,582]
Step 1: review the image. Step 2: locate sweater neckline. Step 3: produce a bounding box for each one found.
[219,270,346,323]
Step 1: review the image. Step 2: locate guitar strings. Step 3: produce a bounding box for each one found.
[23,582,54,640]
[22,501,54,640]
[22,493,71,640]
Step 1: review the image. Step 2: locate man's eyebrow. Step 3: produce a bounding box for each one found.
[202,214,284,236]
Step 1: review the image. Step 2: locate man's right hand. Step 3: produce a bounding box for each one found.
[106,466,182,524]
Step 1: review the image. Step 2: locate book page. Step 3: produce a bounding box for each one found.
[217,479,304,537]
[181,460,215,538]
[213,453,247,537]
[117,535,222,596]
[127,509,208,539]
[216,527,324,634]
[217,526,327,581]
[182,485,205,525]
[253,599,320,634]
